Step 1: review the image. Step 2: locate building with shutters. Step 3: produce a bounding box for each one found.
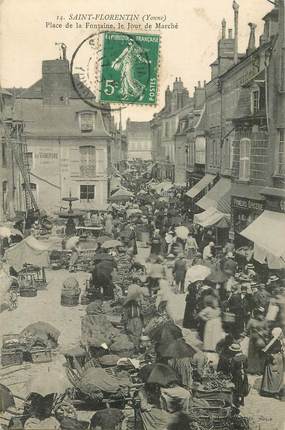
[126,120,152,161]
[150,78,192,181]
[13,52,114,213]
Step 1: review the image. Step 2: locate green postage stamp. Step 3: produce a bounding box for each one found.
[100,32,160,105]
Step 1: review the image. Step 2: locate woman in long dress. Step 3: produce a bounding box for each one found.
[246,308,268,375]
[198,296,224,352]
[260,327,284,399]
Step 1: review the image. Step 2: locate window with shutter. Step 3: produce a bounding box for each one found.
[239,137,251,181]
[80,112,94,133]
[80,146,96,177]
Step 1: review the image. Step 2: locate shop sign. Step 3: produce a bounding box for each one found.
[231,196,264,211]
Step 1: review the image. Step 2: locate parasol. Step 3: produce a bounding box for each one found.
[0,227,23,238]
[144,363,177,387]
[27,369,70,396]
[158,338,198,359]
[0,384,15,412]
[65,236,80,250]
[175,226,189,240]
[102,240,122,249]
[109,189,134,202]
[185,265,211,284]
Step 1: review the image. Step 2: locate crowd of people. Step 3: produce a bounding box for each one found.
[1,166,285,430]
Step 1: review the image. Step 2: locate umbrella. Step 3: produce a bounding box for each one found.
[145,363,177,387]
[102,240,122,249]
[0,384,15,412]
[109,189,134,202]
[0,227,23,238]
[158,338,198,359]
[185,265,211,284]
[65,236,80,250]
[27,369,70,396]
[175,226,189,240]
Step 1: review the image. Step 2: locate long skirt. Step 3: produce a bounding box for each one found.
[261,352,284,396]
[203,317,224,352]
[247,335,266,375]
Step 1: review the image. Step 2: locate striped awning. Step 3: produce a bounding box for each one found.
[185,174,216,199]
[196,178,231,213]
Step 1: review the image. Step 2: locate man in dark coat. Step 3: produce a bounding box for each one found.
[172,255,187,294]
[228,284,253,337]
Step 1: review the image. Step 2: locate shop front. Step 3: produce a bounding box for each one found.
[230,185,265,249]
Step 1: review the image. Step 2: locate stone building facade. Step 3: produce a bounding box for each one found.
[150,78,192,181]
[14,55,114,213]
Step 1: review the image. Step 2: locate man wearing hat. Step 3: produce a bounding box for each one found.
[228,284,253,337]
[229,343,249,406]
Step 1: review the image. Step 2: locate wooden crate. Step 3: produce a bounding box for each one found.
[30,348,52,363]
[1,348,23,367]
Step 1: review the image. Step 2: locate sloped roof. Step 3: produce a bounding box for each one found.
[14,98,111,139]
[18,75,96,100]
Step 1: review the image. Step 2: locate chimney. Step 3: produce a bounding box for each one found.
[233,0,239,64]
[42,59,70,105]
[204,80,207,87]
[198,81,201,88]
[247,23,257,55]
[228,29,233,39]
[280,0,285,92]
[221,18,226,39]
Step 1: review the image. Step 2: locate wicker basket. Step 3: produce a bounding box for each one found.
[34,279,47,290]
[61,294,80,307]
[30,347,52,363]
[20,288,37,297]
[1,348,23,367]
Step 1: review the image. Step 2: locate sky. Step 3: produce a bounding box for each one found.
[0,0,272,125]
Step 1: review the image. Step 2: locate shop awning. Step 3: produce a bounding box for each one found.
[240,210,285,261]
[194,207,230,228]
[196,178,231,213]
[185,174,215,199]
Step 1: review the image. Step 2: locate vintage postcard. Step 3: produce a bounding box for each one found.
[0,0,285,429]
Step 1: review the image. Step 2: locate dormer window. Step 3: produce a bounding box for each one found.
[251,89,260,114]
[79,112,95,133]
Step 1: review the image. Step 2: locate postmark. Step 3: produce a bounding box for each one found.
[100,32,160,105]
[70,31,160,109]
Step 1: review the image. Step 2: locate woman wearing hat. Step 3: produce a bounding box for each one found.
[246,308,268,375]
[260,327,284,399]
[229,343,249,407]
[122,284,149,350]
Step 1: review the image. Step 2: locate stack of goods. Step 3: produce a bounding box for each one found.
[61,277,81,307]
[81,310,120,348]
[1,334,23,367]
[66,362,131,404]
[109,334,135,357]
